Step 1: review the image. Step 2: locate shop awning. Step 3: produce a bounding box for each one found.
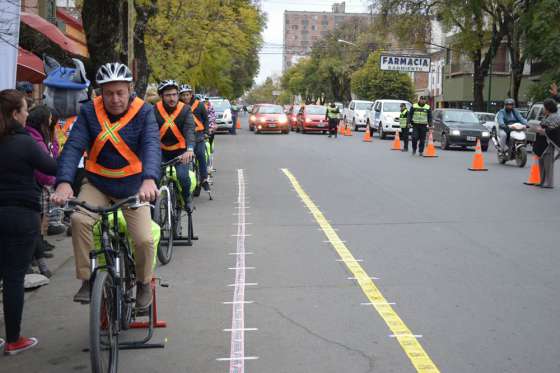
[20,12,85,57]
[17,47,45,84]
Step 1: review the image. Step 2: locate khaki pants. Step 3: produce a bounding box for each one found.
[71,179,154,283]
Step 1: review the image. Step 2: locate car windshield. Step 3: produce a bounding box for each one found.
[477,114,495,122]
[443,111,479,125]
[259,105,283,114]
[383,102,406,112]
[307,106,327,115]
[355,102,372,110]
[211,100,230,111]
[291,106,300,113]
[335,103,343,110]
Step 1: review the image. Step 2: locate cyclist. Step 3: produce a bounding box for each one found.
[155,80,195,209]
[52,62,161,309]
[178,84,210,192]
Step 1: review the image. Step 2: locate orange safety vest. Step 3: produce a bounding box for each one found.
[55,116,77,149]
[191,100,205,132]
[156,101,186,151]
[85,96,144,179]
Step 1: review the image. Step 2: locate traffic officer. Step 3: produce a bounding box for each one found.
[325,102,340,138]
[399,103,410,152]
[408,95,432,156]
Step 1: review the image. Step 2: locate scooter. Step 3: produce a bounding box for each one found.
[491,122,528,167]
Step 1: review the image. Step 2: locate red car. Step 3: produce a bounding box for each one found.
[297,105,329,134]
[252,104,289,134]
[287,104,301,131]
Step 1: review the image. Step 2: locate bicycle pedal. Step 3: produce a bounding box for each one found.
[160,281,169,288]
[192,236,199,240]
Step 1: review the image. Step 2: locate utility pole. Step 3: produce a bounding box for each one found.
[487,48,493,112]
[127,0,135,72]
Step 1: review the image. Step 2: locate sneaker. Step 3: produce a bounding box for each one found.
[47,224,66,236]
[135,282,153,310]
[201,180,211,192]
[37,258,52,279]
[4,337,38,356]
[73,281,91,304]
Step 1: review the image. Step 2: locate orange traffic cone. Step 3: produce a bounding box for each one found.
[468,139,488,171]
[363,127,372,142]
[345,126,352,136]
[391,130,401,150]
[339,123,344,135]
[523,155,541,185]
[423,130,438,158]
[236,119,241,129]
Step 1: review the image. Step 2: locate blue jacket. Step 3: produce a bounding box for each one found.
[56,99,161,199]
[497,108,527,130]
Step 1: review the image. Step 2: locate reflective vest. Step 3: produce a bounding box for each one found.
[55,116,77,149]
[326,106,340,119]
[85,96,144,179]
[156,101,186,151]
[191,100,205,132]
[412,103,430,125]
[399,109,409,128]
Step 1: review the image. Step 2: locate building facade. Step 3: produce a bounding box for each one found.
[283,2,371,71]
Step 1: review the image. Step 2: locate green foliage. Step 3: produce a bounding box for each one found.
[523,0,560,72]
[245,78,278,104]
[145,0,264,99]
[351,51,415,101]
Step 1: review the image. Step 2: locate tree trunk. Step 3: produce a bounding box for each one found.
[133,0,158,98]
[82,0,126,80]
[472,52,486,111]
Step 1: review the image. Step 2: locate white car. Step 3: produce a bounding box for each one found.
[475,112,496,132]
[345,100,373,131]
[369,99,411,139]
[210,99,233,132]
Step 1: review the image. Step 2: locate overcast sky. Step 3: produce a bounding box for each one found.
[255,0,369,84]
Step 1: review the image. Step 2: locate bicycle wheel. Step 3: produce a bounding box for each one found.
[90,271,118,373]
[154,186,173,264]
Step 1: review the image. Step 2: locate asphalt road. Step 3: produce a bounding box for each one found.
[4,116,560,373]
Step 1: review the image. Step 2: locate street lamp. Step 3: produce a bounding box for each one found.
[337,39,358,47]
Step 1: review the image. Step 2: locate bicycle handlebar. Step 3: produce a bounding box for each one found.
[161,156,183,168]
[66,196,141,215]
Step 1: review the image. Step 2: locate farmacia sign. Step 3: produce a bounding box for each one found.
[380,54,431,73]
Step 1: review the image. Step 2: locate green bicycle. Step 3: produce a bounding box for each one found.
[154,157,198,264]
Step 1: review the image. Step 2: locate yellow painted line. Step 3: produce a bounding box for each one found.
[282,169,440,373]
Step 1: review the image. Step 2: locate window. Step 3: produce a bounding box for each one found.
[302,20,309,26]
[311,25,316,31]
[291,25,298,30]
[527,106,541,121]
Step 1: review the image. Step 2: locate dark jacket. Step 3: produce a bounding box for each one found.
[189,97,209,143]
[56,99,161,199]
[0,122,57,211]
[154,101,195,161]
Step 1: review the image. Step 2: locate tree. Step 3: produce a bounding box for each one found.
[245,77,278,104]
[351,51,415,101]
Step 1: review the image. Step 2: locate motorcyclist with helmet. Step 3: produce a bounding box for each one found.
[496,98,527,149]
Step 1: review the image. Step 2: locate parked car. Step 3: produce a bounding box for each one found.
[475,112,496,132]
[432,109,491,151]
[334,102,344,114]
[210,98,233,132]
[287,104,301,131]
[297,105,328,134]
[252,104,289,134]
[369,99,411,139]
[344,100,373,131]
[525,102,560,144]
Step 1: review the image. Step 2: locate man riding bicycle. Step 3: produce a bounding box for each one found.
[52,62,161,309]
[155,80,195,209]
[179,84,211,192]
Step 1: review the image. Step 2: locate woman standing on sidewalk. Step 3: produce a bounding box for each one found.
[0,89,57,355]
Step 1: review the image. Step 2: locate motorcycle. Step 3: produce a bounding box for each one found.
[491,122,528,167]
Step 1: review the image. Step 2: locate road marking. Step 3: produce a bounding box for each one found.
[348,276,380,280]
[361,302,396,306]
[336,259,363,262]
[225,169,256,372]
[282,168,440,373]
[228,283,258,287]
[229,252,254,256]
[223,328,259,332]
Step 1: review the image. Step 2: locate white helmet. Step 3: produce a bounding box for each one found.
[95,62,133,85]
[179,84,193,94]
[157,80,179,94]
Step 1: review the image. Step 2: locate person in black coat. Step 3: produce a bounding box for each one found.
[0,89,57,355]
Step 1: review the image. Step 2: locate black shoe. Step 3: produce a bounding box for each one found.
[401,148,408,152]
[135,282,153,310]
[42,252,54,259]
[201,180,211,192]
[73,281,91,304]
[419,152,424,157]
[47,224,66,236]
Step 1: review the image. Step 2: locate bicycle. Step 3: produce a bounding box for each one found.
[192,139,214,200]
[61,197,164,373]
[154,157,198,264]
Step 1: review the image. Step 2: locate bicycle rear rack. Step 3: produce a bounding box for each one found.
[173,209,198,246]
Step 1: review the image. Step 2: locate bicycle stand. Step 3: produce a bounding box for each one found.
[119,278,168,350]
[174,209,198,246]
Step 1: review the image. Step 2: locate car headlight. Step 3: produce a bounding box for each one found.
[259,117,266,123]
[482,131,490,137]
[305,117,312,123]
[250,115,256,122]
[278,115,288,124]
[450,129,461,136]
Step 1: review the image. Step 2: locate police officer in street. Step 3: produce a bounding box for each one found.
[408,95,432,156]
[325,102,340,138]
[399,103,410,152]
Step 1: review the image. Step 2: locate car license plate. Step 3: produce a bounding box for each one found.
[269,123,276,128]
[317,123,325,127]
[467,136,477,141]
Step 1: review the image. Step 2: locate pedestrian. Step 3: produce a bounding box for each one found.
[230,99,240,135]
[550,82,560,103]
[325,102,340,138]
[0,89,57,355]
[399,103,410,152]
[408,95,432,156]
[534,98,560,188]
